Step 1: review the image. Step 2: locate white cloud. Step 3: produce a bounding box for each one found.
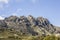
[15,0,24,2]
[32,0,36,3]
[12,8,22,16]
[0,16,4,20]
[0,4,3,9]
[0,0,9,4]
[16,9,22,12]
[0,0,9,10]
[31,0,39,4]
[12,13,18,16]
[15,0,37,4]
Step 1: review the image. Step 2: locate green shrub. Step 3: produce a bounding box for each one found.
[43,35,58,40]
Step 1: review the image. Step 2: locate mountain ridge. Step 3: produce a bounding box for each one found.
[0,15,60,36]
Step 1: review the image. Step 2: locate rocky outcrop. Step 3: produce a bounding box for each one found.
[0,20,7,28]
[0,15,57,36]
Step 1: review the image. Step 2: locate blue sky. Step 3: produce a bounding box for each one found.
[0,0,60,26]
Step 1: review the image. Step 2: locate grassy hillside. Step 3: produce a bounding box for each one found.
[0,29,60,40]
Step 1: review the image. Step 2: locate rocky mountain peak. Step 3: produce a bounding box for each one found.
[28,15,34,20]
[0,15,57,36]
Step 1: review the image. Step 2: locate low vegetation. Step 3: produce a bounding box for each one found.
[0,35,60,40]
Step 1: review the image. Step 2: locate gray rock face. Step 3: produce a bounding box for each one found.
[37,17,56,33]
[0,20,7,28]
[5,16,19,22]
[27,15,37,26]
[0,15,57,36]
[37,17,50,26]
